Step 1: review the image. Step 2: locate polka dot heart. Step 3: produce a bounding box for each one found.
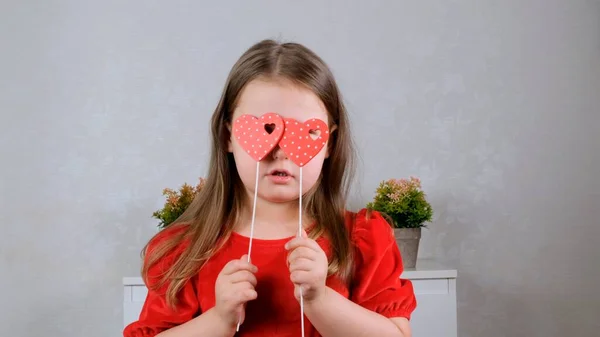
[232,112,285,161]
[279,118,330,167]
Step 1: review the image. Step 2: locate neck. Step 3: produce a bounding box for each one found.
[236,195,308,239]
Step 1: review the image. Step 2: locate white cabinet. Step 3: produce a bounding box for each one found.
[401,260,457,337]
[123,259,457,336]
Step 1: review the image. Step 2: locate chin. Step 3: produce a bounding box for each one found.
[260,193,299,204]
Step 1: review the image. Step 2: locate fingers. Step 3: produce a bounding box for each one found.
[288,257,313,272]
[225,283,258,306]
[285,237,321,253]
[290,270,312,285]
[222,255,258,276]
[287,246,318,266]
[233,287,257,325]
[237,287,258,303]
[228,270,258,287]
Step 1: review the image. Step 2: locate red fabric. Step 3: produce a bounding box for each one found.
[123,209,417,337]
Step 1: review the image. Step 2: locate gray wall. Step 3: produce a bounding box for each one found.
[1,1,599,336]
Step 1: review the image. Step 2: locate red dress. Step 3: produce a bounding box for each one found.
[123,209,417,337]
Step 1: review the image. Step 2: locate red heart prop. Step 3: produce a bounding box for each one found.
[232,112,285,161]
[279,118,330,167]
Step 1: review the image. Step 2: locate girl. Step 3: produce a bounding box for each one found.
[123,39,416,337]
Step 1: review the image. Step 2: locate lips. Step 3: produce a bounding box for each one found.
[268,169,293,177]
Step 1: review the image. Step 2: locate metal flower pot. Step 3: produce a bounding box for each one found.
[393,227,421,269]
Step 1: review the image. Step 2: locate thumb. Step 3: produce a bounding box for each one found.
[301,228,308,238]
[241,254,250,263]
[294,284,307,301]
[236,304,246,325]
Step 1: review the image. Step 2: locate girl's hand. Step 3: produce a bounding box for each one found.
[284,230,328,302]
[214,255,258,327]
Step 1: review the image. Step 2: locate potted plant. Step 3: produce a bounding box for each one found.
[367,176,433,268]
[152,178,205,230]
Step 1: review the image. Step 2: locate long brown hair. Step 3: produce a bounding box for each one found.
[142,39,356,308]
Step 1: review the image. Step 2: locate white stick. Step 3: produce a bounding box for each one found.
[236,161,260,332]
[298,166,305,337]
[298,166,303,237]
[247,161,260,261]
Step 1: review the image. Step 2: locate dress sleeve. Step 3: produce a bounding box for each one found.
[350,209,417,320]
[123,226,200,337]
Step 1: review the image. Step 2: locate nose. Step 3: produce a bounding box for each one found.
[271,145,288,160]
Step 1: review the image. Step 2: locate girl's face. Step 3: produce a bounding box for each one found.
[228,78,330,204]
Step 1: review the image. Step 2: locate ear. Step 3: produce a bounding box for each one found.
[325,124,338,158]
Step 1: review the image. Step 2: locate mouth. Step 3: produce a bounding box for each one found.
[268,169,293,178]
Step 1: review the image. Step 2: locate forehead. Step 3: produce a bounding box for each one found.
[232,78,329,123]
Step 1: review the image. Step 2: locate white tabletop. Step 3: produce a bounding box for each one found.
[401,259,457,279]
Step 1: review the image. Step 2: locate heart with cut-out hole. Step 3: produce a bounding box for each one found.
[232,112,285,161]
[279,118,330,167]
